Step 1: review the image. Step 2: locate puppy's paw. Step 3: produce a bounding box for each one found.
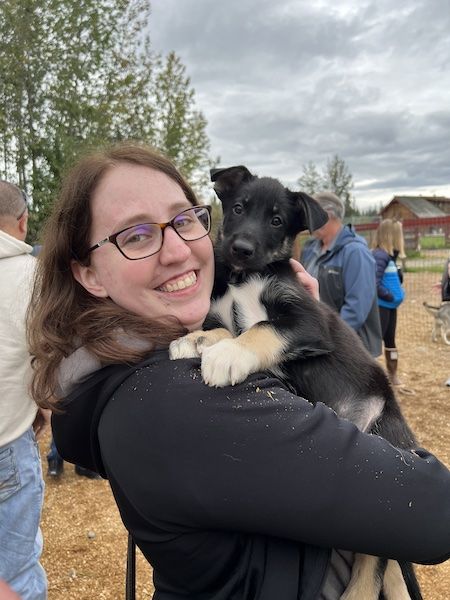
[169,335,202,359]
[201,339,261,387]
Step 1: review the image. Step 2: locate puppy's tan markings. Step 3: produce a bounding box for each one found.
[169,328,232,360]
[382,560,411,600]
[340,554,382,600]
[201,325,286,387]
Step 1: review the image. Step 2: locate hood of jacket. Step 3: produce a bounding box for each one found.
[327,224,368,255]
[52,352,165,477]
[0,229,33,259]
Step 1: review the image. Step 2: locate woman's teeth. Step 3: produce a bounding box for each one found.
[158,272,197,292]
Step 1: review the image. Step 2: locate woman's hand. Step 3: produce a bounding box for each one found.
[32,408,51,440]
[289,259,319,301]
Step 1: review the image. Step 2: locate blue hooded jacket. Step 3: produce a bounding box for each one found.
[301,225,382,357]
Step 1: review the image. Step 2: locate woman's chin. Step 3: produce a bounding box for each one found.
[185,318,207,332]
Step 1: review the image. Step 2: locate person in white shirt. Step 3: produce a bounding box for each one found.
[0,180,48,599]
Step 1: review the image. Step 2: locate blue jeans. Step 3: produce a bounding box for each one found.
[0,428,47,599]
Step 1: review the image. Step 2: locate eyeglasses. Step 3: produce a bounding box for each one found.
[87,205,212,261]
[16,190,29,221]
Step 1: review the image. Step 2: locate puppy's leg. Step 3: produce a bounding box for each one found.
[431,323,437,342]
[169,328,233,360]
[443,326,450,345]
[201,325,286,387]
[382,560,411,600]
[340,554,383,600]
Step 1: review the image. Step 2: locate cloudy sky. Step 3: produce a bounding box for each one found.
[149,0,450,210]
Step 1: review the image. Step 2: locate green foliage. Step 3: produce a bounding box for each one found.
[420,235,446,249]
[0,0,211,243]
[297,161,322,195]
[297,154,359,217]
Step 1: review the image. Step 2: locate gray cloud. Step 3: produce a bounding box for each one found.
[150,0,450,208]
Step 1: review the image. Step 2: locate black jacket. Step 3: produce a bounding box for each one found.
[53,351,450,599]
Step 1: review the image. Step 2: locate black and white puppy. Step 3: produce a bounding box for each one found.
[170,166,421,600]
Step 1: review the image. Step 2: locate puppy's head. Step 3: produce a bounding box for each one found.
[211,166,328,272]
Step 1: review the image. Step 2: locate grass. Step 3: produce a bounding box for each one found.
[405,265,444,273]
[420,235,447,249]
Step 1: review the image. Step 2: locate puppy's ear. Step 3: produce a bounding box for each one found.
[210,166,254,201]
[290,191,329,233]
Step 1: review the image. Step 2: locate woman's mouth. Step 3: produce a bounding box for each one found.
[157,271,197,293]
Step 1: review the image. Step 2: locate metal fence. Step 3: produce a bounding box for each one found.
[352,218,450,342]
[297,217,450,342]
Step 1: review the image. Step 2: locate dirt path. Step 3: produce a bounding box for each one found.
[39,273,449,599]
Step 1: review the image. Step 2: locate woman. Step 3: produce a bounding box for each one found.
[28,143,449,599]
[372,219,405,385]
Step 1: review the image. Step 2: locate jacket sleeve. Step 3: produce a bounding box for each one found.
[373,249,394,302]
[340,245,379,329]
[98,358,450,566]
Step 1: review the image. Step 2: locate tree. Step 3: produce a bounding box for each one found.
[297,154,359,217]
[322,154,356,216]
[0,0,211,242]
[297,161,323,195]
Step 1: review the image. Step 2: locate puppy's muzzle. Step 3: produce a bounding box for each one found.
[231,239,255,261]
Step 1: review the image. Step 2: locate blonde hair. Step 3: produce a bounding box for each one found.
[374,219,395,255]
[28,142,198,408]
[392,220,406,259]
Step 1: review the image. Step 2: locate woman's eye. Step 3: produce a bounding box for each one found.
[233,204,243,215]
[271,216,282,227]
[121,226,155,246]
[176,216,193,229]
[126,233,147,243]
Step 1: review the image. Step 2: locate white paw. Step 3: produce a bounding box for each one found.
[169,336,201,359]
[201,339,261,387]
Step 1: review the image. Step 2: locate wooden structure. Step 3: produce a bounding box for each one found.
[380,196,450,221]
[352,196,450,250]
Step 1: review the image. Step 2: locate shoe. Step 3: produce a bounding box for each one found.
[47,457,64,477]
[75,465,102,479]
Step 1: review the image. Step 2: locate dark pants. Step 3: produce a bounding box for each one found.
[379,306,397,348]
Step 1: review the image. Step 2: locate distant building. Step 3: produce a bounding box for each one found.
[379,195,450,250]
[380,195,450,220]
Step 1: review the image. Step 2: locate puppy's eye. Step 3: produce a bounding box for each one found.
[271,216,283,227]
[233,204,243,215]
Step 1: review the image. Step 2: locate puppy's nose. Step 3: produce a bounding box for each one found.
[231,239,255,259]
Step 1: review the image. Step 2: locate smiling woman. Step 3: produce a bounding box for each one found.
[27,142,450,600]
[28,144,215,406]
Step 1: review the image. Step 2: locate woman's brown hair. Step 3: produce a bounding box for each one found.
[28,142,199,408]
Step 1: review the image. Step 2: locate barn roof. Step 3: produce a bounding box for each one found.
[384,196,448,218]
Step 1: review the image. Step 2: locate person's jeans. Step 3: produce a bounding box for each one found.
[0,428,47,599]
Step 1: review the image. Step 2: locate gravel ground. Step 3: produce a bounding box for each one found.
[38,273,449,599]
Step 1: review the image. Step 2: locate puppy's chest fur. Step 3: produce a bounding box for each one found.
[209,275,270,336]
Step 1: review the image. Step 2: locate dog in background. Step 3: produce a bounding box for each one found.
[170,166,421,600]
[423,301,450,345]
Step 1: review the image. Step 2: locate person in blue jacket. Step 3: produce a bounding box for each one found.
[372,219,405,385]
[301,191,382,357]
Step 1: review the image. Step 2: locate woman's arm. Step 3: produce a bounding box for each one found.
[372,249,393,301]
[100,357,450,565]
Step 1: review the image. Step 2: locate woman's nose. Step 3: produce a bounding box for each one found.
[158,226,191,264]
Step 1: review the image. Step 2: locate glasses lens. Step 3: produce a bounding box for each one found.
[116,223,161,259]
[174,206,211,241]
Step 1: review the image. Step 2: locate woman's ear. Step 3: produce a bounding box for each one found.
[71,260,108,298]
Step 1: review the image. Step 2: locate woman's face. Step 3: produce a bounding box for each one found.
[72,163,214,331]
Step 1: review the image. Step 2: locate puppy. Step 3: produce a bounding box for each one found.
[423,301,450,345]
[170,166,421,600]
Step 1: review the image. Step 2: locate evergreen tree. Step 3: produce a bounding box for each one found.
[297,161,323,195]
[297,155,359,216]
[0,0,211,242]
[322,154,356,216]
